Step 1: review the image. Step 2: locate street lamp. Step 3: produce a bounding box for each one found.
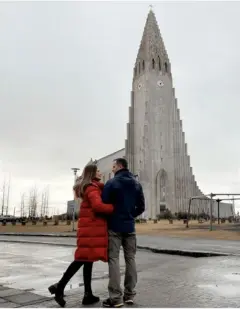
[71,168,80,232]
[71,168,80,182]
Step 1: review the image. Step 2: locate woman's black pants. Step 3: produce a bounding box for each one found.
[58,260,93,295]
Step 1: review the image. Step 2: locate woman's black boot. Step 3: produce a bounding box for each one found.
[82,262,98,305]
[48,261,84,307]
[82,293,100,305]
[48,283,66,308]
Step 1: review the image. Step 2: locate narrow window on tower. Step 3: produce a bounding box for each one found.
[152,58,155,69]
[164,62,168,73]
[138,62,141,74]
[142,60,145,71]
[158,56,161,70]
[134,67,137,76]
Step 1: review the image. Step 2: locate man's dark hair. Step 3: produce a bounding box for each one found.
[114,158,128,169]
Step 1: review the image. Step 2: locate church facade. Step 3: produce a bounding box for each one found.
[87,10,234,219]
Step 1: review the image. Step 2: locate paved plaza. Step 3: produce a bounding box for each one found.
[0,239,240,307]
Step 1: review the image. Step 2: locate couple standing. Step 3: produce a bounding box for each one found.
[48,158,145,308]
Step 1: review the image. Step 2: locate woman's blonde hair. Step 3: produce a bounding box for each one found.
[73,164,97,198]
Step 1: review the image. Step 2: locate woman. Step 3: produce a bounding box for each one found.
[48,164,113,307]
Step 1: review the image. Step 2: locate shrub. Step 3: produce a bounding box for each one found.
[191,214,198,220]
[228,216,233,223]
[157,209,173,221]
[176,212,188,220]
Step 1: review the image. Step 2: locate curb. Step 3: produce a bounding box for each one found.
[0,232,76,237]
[0,239,75,247]
[137,245,230,258]
[0,237,231,258]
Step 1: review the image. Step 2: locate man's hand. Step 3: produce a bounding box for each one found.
[102,180,113,204]
[134,183,145,217]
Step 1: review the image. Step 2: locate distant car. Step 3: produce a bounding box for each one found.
[0,215,16,222]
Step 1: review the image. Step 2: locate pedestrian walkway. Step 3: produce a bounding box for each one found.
[0,285,48,308]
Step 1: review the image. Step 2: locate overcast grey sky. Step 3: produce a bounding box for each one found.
[1,1,240,215]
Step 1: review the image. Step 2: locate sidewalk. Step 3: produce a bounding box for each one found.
[0,232,240,256]
[1,255,240,308]
[0,285,48,308]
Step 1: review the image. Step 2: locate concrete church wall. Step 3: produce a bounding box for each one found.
[97,148,125,183]
[213,202,234,218]
[191,200,234,218]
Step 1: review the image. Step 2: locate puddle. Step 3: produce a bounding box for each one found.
[198,283,240,297]
[224,273,240,282]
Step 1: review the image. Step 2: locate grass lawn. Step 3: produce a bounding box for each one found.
[136,220,240,240]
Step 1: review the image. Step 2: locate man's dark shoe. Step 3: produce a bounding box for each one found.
[82,294,100,305]
[123,296,134,305]
[102,298,124,308]
[48,283,66,308]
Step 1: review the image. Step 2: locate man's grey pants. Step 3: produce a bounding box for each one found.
[108,230,137,302]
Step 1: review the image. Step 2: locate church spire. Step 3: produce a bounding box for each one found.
[133,9,171,78]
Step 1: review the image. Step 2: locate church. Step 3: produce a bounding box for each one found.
[85,10,234,219]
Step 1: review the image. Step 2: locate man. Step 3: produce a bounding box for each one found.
[101,158,145,308]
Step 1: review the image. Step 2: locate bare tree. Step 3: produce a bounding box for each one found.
[5,175,11,216]
[44,186,49,217]
[28,186,38,218]
[40,186,50,218]
[40,192,44,218]
[1,178,6,216]
[20,193,26,217]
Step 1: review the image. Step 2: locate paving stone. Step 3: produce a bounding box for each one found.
[5,292,47,305]
[0,301,18,308]
[0,288,25,297]
[0,298,7,303]
[0,286,10,291]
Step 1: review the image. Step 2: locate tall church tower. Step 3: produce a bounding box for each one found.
[125,9,203,218]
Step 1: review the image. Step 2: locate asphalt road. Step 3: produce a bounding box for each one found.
[0,234,240,255]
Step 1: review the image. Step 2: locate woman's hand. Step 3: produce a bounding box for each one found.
[73,189,78,200]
